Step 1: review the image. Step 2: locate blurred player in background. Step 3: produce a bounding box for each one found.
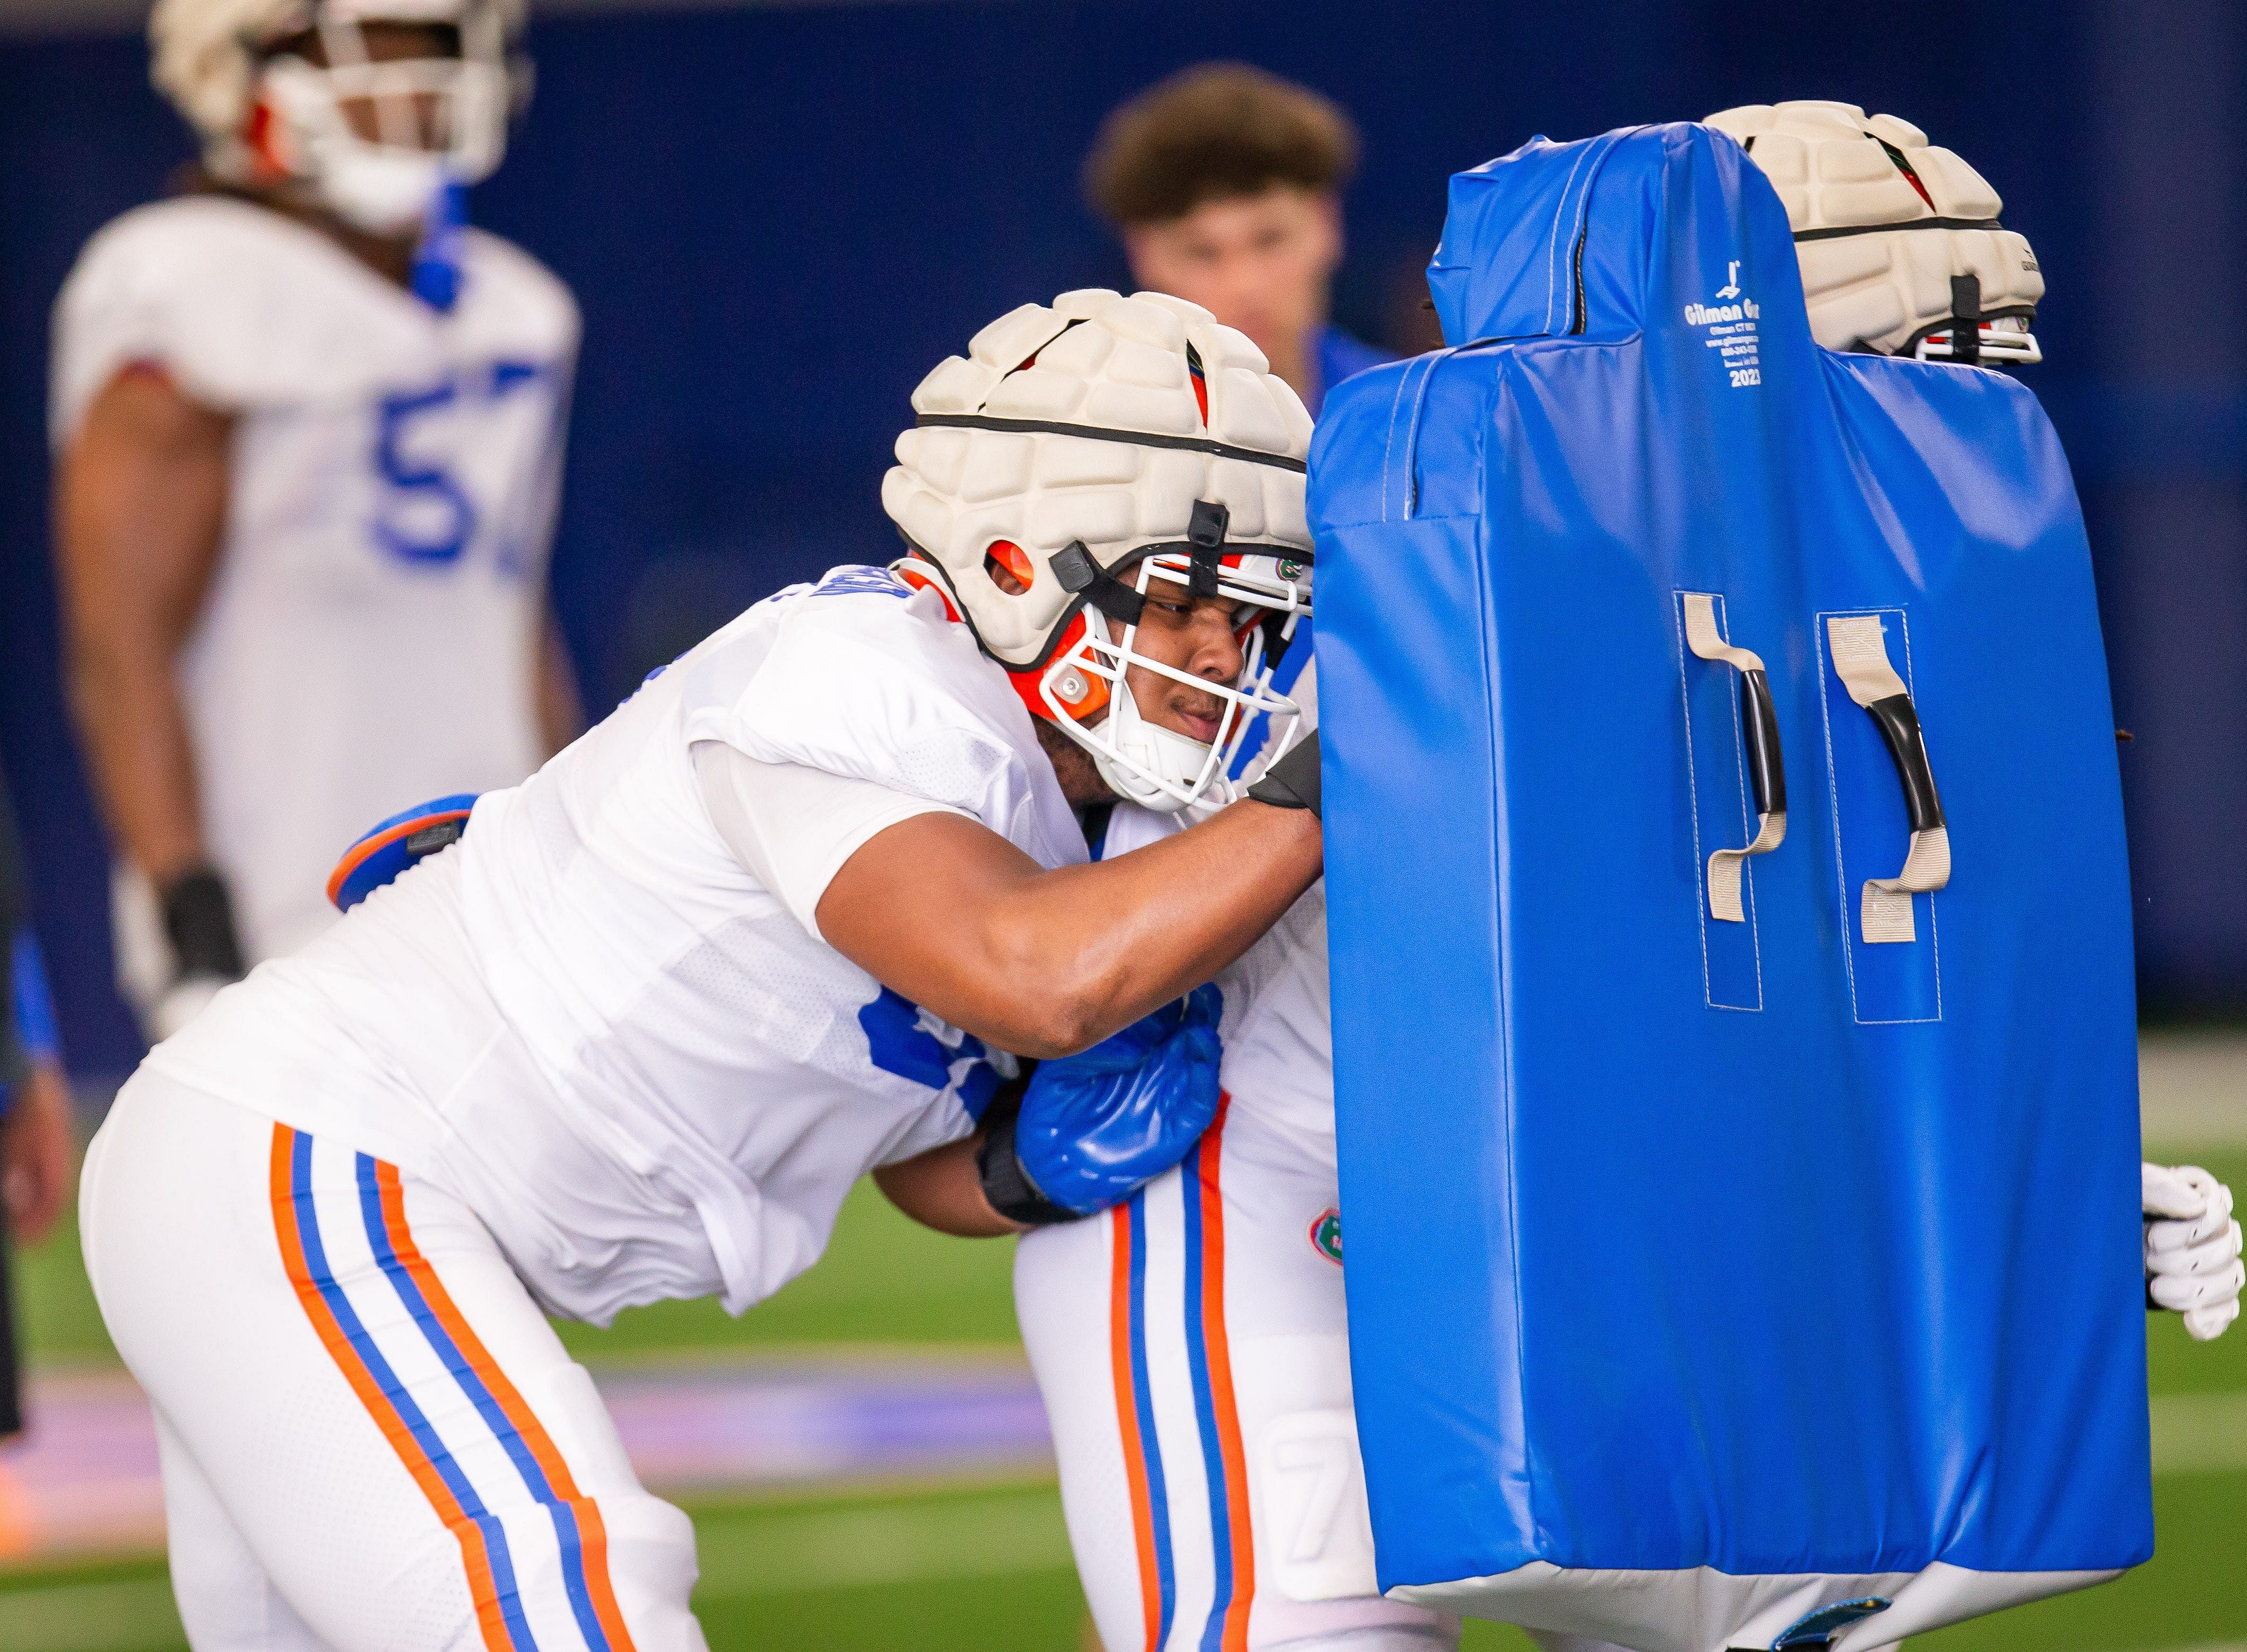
[1086,64,1392,419]
[999,106,2241,1652]
[53,0,580,1044]
[0,769,73,1442]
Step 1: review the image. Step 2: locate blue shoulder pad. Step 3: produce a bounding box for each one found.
[327,794,480,912]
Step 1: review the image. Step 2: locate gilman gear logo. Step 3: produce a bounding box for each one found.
[1309,1207,1343,1266]
[1685,261,1763,388]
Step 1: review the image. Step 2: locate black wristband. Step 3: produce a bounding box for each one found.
[1247,730,1321,820]
[161,867,247,980]
[975,1097,1081,1228]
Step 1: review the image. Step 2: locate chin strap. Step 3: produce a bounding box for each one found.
[1051,541,1144,627]
[1947,273,1981,365]
[1051,498,1234,628]
[1186,499,1227,598]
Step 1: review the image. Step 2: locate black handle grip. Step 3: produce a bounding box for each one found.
[1864,692,1944,832]
[1738,670,1786,820]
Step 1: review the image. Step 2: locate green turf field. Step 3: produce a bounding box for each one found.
[12,1176,1026,1367]
[4,1143,2240,1652]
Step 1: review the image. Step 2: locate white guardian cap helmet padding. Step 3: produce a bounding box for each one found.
[883,289,1315,812]
[1706,101,2044,365]
[151,0,522,234]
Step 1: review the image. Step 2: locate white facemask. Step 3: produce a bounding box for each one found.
[1093,672,1242,813]
[315,138,452,233]
[1042,552,1310,814]
[254,7,509,236]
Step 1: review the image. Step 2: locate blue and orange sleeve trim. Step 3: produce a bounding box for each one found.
[327,794,479,912]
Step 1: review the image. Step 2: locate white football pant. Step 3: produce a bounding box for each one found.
[1018,1099,1641,1652]
[1017,1095,1456,1652]
[80,1071,705,1652]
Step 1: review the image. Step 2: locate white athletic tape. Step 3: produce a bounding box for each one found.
[1861,826,1951,943]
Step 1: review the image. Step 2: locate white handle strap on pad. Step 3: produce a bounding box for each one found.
[1683,594,1784,923]
[1826,615,1951,943]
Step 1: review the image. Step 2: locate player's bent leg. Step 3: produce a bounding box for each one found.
[153,1408,332,1651]
[82,1071,705,1652]
[1014,1212,1149,1649]
[1217,1109,1456,1652]
[1017,1098,1455,1652]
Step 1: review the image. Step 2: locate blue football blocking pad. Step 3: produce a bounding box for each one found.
[1311,124,2149,1652]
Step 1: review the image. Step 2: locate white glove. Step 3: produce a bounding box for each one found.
[2143,1162,2244,1342]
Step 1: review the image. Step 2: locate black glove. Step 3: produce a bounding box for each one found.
[161,867,247,981]
[975,1090,1081,1228]
[1247,730,1321,820]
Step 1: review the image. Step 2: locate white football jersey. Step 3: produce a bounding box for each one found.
[1099,655,1332,1149]
[144,571,1087,1324]
[53,195,579,966]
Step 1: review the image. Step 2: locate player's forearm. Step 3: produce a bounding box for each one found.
[64,627,208,884]
[871,1134,1025,1238]
[54,375,230,885]
[823,801,1319,1058]
[987,800,1317,1052]
[534,612,585,757]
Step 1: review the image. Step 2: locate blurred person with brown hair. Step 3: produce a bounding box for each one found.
[1086,63,1393,416]
[53,0,580,1047]
[0,767,75,1441]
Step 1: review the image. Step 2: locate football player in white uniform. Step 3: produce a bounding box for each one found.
[1004,109,2241,1652]
[54,0,579,1042]
[80,288,1329,1652]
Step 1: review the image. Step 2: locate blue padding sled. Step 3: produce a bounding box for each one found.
[1311,124,2149,1652]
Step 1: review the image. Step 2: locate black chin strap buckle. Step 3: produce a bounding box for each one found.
[1051,539,1146,628]
[1949,273,1983,366]
[1186,499,1229,599]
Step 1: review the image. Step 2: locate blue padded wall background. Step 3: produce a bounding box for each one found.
[2,0,2238,1077]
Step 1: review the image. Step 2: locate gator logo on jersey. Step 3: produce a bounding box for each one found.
[1309,1207,1343,1266]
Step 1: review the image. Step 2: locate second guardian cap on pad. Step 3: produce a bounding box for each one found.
[1707,100,2043,364]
